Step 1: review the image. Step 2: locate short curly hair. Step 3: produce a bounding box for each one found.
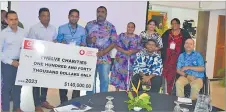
[142,38,159,48]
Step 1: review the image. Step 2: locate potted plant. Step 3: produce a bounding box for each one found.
[125,80,152,111]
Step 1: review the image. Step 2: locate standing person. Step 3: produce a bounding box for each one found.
[161,18,191,95]
[140,19,163,51]
[27,8,56,112]
[86,6,117,95]
[110,22,140,91]
[1,10,26,112]
[1,10,24,30]
[1,10,8,30]
[56,9,86,104]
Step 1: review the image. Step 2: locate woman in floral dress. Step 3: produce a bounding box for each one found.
[110,22,140,91]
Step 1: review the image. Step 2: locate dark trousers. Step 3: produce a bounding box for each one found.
[59,89,80,104]
[1,62,22,111]
[33,87,48,107]
[131,74,162,93]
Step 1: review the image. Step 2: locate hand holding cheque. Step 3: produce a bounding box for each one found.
[15,38,98,91]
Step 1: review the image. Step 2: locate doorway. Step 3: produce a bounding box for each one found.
[213,15,225,78]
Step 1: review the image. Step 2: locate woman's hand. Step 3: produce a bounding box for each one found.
[116,46,132,56]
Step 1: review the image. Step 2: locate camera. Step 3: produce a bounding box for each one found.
[183,20,197,38]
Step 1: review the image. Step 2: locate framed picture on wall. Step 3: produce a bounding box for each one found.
[146,10,168,36]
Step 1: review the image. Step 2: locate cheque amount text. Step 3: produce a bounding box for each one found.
[64,82,91,88]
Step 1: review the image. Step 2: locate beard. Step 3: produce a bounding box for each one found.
[70,21,77,25]
[97,16,106,22]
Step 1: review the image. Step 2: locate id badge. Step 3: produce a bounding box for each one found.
[170,42,176,50]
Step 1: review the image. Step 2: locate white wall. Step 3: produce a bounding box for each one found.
[206,10,226,79]
[10,1,147,111]
[149,1,226,10]
[11,1,147,34]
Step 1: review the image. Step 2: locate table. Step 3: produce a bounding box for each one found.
[55,92,224,112]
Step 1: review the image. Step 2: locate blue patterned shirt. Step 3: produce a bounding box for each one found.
[133,49,163,76]
[56,23,86,46]
[177,51,205,78]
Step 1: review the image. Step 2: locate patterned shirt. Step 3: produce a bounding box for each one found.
[139,31,163,48]
[177,51,205,78]
[133,49,163,76]
[85,20,117,64]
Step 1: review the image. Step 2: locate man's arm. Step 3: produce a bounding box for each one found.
[80,29,87,46]
[1,37,13,65]
[101,25,118,55]
[150,55,163,77]
[133,52,146,75]
[176,54,187,76]
[55,26,66,43]
[177,69,187,76]
[85,24,93,45]
[183,66,205,72]
[181,53,205,72]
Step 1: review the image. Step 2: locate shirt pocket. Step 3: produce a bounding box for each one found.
[192,61,198,66]
[5,37,15,46]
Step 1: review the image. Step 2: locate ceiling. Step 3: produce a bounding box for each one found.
[149,1,226,10]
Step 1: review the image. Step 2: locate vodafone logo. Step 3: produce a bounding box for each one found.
[24,40,33,50]
[79,50,85,55]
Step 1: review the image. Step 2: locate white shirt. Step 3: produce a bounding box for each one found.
[27,22,57,41]
[1,26,27,65]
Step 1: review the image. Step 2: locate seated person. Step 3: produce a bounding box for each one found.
[176,38,205,100]
[132,39,163,93]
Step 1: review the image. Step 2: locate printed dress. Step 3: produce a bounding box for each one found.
[110,33,140,90]
[139,31,163,48]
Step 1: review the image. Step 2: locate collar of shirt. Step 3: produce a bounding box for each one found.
[38,22,51,29]
[4,26,22,33]
[184,50,195,56]
[95,20,107,26]
[142,49,158,56]
[68,23,78,30]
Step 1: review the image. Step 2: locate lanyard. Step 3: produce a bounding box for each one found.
[171,30,181,41]
[68,23,77,37]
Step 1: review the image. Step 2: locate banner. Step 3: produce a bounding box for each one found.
[15,38,98,91]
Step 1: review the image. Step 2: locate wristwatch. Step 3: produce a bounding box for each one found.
[184,73,188,77]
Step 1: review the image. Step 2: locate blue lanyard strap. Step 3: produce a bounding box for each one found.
[68,23,78,37]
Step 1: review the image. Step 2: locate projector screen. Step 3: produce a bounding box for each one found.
[9,2,147,110]
[11,1,147,34]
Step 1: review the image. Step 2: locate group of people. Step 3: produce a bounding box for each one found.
[1,6,205,112]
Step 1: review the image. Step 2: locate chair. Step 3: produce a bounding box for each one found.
[172,61,210,98]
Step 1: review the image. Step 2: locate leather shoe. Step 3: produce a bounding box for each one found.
[41,101,55,109]
[15,108,23,112]
[35,106,44,112]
